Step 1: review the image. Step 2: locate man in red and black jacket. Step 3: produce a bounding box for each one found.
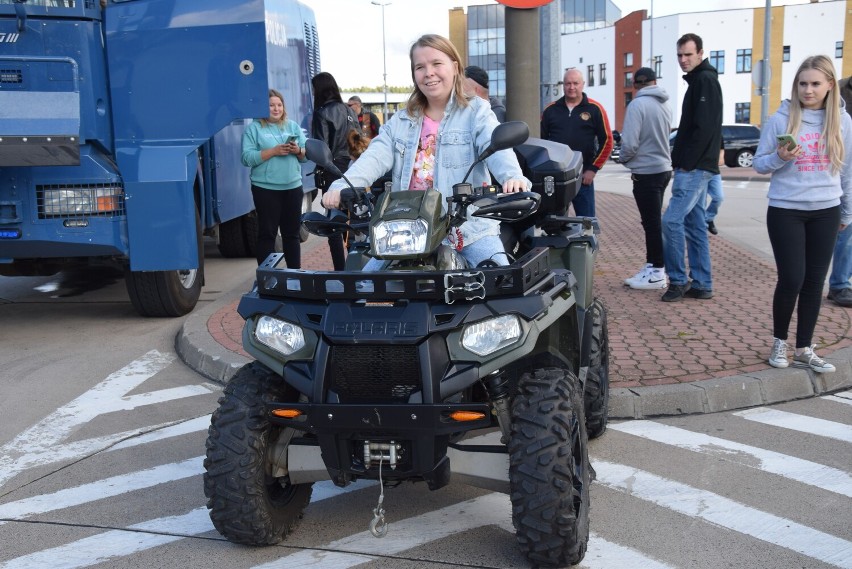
[541,67,613,217]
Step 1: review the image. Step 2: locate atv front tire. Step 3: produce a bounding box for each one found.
[585,298,610,439]
[204,362,312,545]
[509,368,591,568]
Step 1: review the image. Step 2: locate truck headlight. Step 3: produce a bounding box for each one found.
[373,219,428,256]
[254,316,305,356]
[462,314,522,356]
[41,186,124,217]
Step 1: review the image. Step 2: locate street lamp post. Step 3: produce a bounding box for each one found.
[371,1,391,120]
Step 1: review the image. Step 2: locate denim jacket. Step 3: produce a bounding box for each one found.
[329,94,531,246]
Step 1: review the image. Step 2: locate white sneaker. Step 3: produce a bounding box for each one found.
[624,263,653,286]
[768,337,789,368]
[792,345,835,373]
[629,267,667,290]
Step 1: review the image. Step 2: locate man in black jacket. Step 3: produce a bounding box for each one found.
[541,67,613,218]
[661,33,723,302]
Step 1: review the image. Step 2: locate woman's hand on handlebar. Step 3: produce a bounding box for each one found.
[501,178,526,193]
[322,188,341,209]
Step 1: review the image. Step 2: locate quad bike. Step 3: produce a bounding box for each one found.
[203,121,610,568]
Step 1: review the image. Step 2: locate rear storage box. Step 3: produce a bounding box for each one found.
[513,138,582,216]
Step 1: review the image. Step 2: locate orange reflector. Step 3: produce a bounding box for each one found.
[449,411,486,422]
[271,409,302,418]
[96,195,120,212]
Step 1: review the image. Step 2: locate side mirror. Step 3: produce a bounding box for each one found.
[305,139,343,178]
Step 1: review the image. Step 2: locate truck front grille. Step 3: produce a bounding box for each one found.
[329,345,420,403]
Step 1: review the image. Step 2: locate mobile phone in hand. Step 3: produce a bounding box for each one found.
[286,136,298,145]
[776,134,796,151]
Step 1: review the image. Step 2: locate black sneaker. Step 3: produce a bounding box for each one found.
[661,282,690,302]
[827,287,852,307]
[684,287,713,299]
[707,221,718,235]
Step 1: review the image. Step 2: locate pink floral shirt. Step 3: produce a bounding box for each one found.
[409,116,439,191]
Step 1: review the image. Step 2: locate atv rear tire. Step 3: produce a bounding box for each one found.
[509,368,591,568]
[585,298,610,439]
[204,362,312,545]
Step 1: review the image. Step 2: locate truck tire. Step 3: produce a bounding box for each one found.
[124,210,203,317]
[509,368,590,568]
[585,298,610,439]
[204,362,312,545]
[217,215,250,258]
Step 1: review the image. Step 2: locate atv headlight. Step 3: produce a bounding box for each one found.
[462,314,522,356]
[373,219,428,256]
[254,316,305,356]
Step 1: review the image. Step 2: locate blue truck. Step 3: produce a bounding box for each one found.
[0,0,319,316]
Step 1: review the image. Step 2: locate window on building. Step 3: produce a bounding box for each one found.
[653,55,662,79]
[624,92,633,106]
[782,46,790,62]
[588,65,595,87]
[624,71,633,88]
[709,50,725,74]
[736,49,752,73]
[624,52,633,67]
[735,102,751,124]
[836,41,844,58]
[600,63,607,85]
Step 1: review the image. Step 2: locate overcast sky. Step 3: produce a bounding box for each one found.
[313,0,814,89]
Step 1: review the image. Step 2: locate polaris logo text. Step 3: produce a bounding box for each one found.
[0,33,20,43]
[332,321,418,336]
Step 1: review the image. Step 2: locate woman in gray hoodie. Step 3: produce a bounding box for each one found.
[754,55,852,373]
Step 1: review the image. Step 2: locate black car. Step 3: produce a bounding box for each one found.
[668,124,761,168]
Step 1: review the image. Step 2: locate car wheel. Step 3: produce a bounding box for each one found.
[736,148,755,168]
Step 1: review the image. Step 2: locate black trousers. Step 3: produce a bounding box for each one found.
[631,171,672,268]
[251,185,303,268]
[767,205,840,348]
[320,157,351,271]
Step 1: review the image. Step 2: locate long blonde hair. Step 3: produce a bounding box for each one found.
[786,55,844,174]
[406,34,469,117]
[260,88,287,128]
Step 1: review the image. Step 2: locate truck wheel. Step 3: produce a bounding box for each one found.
[217,216,249,258]
[125,210,203,317]
[585,298,610,439]
[204,362,312,545]
[509,368,590,568]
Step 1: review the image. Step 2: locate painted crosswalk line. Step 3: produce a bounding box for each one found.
[610,420,852,497]
[595,460,852,569]
[734,407,852,443]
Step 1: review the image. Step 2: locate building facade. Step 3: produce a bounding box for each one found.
[564,0,852,130]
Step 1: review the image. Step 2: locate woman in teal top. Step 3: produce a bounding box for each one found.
[241,89,307,267]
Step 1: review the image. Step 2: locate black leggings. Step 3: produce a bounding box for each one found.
[251,185,303,268]
[766,205,840,348]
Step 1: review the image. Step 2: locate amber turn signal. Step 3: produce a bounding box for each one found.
[449,410,486,422]
[271,409,302,418]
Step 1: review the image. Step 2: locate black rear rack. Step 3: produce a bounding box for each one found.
[255,247,573,302]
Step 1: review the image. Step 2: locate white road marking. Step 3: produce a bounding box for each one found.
[734,407,852,443]
[0,481,369,569]
[108,416,211,451]
[0,457,204,521]
[595,460,852,569]
[823,390,852,406]
[610,420,852,497]
[0,351,215,489]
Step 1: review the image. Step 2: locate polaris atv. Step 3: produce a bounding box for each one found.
[203,121,610,568]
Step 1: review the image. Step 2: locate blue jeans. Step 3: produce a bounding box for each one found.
[706,174,723,223]
[662,169,714,290]
[571,181,595,217]
[829,223,852,290]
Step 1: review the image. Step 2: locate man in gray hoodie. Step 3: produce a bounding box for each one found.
[827,75,852,307]
[619,67,673,290]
